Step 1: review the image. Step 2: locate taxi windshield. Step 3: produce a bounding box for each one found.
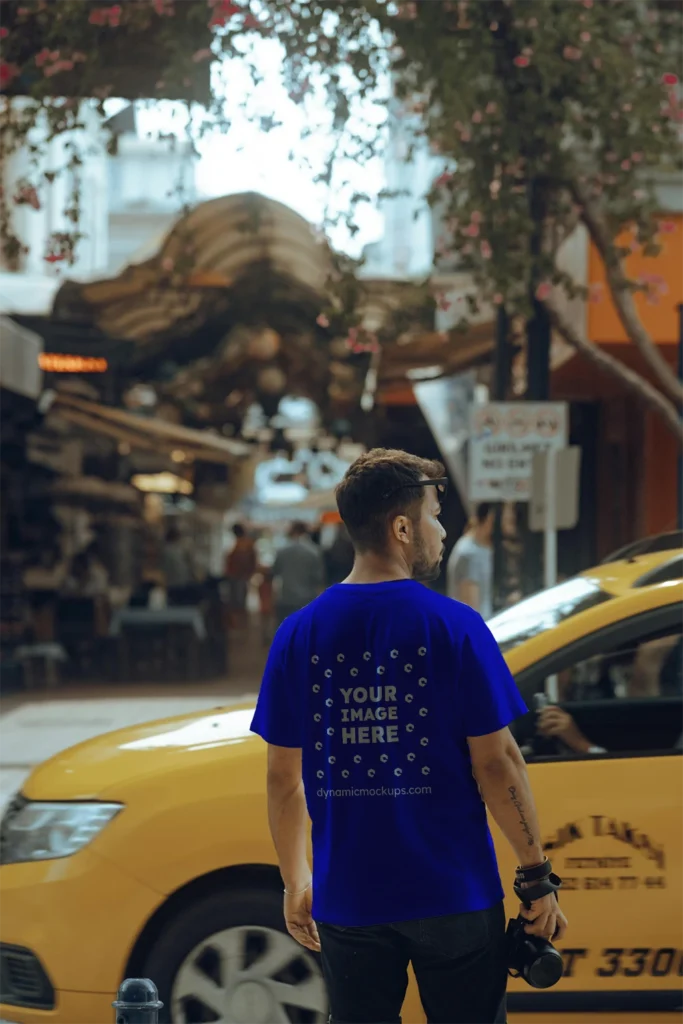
[489,577,613,653]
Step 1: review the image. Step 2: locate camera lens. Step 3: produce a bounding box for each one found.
[527,949,564,989]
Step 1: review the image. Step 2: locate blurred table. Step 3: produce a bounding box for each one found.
[109,607,207,682]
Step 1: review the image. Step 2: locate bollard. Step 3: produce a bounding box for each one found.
[112,978,163,1024]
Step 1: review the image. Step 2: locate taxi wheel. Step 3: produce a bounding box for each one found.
[143,886,328,1024]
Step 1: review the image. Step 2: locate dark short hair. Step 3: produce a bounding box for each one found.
[232,523,246,538]
[335,448,445,553]
[474,503,493,523]
[290,521,308,537]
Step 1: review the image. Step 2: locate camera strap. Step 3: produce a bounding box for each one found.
[513,872,562,906]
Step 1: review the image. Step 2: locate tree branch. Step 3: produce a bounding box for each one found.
[572,179,683,408]
[545,294,683,445]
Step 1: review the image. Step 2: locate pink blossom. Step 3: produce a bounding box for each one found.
[621,159,631,171]
[316,314,330,328]
[485,101,497,114]
[437,294,452,311]
[588,283,603,304]
[460,130,471,142]
[35,48,55,68]
[622,103,632,112]
[434,172,453,189]
[493,293,503,305]
[513,55,530,68]
[0,62,19,87]
[208,0,240,27]
[461,243,473,255]
[582,0,593,6]
[44,253,66,264]
[470,211,482,224]
[0,27,8,40]
[463,223,480,238]
[472,110,483,123]
[631,152,643,163]
[563,46,582,61]
[397,1,418,18]
[243,13,260,28]
[14,185,40,210]
[480,240,492,259]
[580,31,591,42]
[535,282,552,301]
[659,220,676,234]
[192,48,213,62]
[633,189,646,200]
[662,72,679,86]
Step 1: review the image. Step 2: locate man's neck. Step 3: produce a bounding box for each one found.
[344,552,411,585]
[471,527,491,548]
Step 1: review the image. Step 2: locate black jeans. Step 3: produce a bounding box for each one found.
[318,902,507,1024]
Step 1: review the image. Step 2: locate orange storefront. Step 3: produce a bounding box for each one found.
[551,216,682,558]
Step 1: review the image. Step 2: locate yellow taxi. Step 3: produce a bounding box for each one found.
[1,550,681,1024]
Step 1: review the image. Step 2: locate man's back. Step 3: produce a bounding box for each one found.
[252,579,525,926]
[273,537,324,610]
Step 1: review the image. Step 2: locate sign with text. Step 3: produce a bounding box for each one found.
[469,402,568,502]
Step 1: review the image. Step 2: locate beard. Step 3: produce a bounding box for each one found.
[411,526,443,582]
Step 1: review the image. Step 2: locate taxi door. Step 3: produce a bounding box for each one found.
[498,603,683,1024]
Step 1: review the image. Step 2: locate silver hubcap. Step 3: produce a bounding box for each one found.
[171,924,327,1023]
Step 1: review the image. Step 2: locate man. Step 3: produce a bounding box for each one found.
[251,449,567,1024]
[447,502,495,619]
[271,521,325,625]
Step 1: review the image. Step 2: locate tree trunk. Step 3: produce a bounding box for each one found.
[545,296,683,445]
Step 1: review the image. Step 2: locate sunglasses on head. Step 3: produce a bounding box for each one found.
[382,477,449,502]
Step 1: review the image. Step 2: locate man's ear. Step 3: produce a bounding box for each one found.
[392,514,411,546]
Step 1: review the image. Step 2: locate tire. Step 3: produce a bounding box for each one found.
[142,886,328,1024]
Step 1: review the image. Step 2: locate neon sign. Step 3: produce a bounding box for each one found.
[39,354,108,373]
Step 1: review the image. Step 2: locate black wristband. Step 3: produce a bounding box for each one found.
[515,858,552,884]
[514,872,562,906]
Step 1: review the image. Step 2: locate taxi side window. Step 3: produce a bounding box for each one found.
[557,631,682,704]
[532,628,682,758]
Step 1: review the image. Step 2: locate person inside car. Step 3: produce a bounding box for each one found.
[536,633,682,754]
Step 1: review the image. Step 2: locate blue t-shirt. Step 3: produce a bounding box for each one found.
[250,579,527,926]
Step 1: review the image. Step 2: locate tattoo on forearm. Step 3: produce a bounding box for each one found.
[508,785,535,847]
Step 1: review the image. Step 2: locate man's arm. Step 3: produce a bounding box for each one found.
[468,726,568,941]
[266,745,320,951]
[457,578,480,611]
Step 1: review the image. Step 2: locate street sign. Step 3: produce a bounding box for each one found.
[529,447,582,532]
[468,402,568,503]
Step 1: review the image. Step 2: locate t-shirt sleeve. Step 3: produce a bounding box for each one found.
[250,620,303,747]
[460,611,528,737]
[454,550,480,585]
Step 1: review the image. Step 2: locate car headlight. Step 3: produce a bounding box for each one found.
[0,796,123,865]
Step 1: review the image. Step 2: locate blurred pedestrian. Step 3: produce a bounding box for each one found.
[225,523,257,628]
[324,522,355,585]
[447,503,495,619]
[271,521,324,625]
[162,526,196,605]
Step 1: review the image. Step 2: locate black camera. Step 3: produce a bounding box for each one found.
[506,916,564,989]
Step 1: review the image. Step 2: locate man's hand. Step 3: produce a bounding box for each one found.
[537,706,591,754]
[284,887,321,952]
[520,892,568,942]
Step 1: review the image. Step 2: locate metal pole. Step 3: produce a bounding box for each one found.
[492,305,510,610]
[544,447,558,590]
[523,178,552,595]
[678,303,683,530]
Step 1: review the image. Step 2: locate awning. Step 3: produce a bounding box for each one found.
[52,192,332,345]
[52,393,250,464]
